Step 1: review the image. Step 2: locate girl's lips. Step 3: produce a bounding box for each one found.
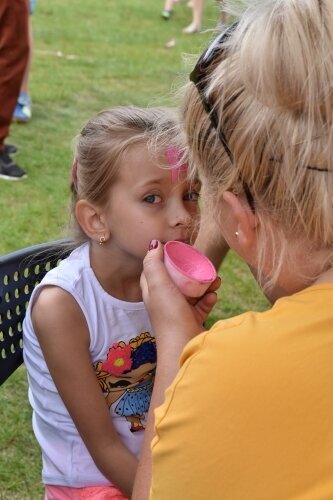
[162,239,190,245]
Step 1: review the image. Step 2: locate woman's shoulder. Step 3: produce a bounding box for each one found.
[181,284,333,369]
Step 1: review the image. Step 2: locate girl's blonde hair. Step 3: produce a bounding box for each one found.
[182,0,333,287]
[69,106,183,243]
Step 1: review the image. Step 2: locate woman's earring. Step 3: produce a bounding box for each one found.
[235,231,239,237]
[99,234,106,245]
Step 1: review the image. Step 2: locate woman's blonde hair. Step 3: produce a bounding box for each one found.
[69,106,183,243]
[182,0,333,287]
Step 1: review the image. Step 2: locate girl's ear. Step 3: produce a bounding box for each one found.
[75,200,110,243]
[221,191,258,251]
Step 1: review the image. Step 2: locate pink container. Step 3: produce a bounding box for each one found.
[164,241,217,297]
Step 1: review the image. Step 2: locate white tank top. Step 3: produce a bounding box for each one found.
[23,243,155,487]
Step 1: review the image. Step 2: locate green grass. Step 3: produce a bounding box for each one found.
[0,0,268,496]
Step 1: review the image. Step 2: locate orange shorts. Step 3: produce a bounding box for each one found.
[45,484,128,500]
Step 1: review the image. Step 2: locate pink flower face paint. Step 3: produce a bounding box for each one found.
[166,146,188,183]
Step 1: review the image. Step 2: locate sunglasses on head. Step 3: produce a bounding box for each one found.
[190,23,238,162]
[189,22,256,211]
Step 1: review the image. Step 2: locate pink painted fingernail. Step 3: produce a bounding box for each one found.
[149,240,158,250]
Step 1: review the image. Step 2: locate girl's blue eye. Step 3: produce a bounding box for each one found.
[184,191,200,202]
[144,194,162,204]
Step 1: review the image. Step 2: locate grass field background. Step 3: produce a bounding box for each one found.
[0,0,268,497]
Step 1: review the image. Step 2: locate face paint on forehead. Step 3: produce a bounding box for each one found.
[166,146,188,183]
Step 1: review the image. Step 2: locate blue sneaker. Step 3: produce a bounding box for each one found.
[13,92,32,123]
[30,0,37,15]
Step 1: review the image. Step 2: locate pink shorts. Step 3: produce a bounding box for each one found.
[45,484,128,500]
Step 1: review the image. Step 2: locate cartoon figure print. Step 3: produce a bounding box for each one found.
[94,332,156,433]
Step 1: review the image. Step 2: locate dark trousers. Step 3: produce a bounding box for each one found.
[0,0,29,149]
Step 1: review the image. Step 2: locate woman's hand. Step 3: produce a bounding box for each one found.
[134,242,220,500]
[140,241,220,351]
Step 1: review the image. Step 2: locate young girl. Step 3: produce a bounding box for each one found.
[23,106,201,499]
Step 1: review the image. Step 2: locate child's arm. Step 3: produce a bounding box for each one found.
[31,285,137,497]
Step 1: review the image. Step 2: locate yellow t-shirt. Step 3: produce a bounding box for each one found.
[150,284,333,499]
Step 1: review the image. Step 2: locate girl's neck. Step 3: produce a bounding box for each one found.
[89,243,143,302]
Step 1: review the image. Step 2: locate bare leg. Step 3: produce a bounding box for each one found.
[161,0,174,19]
[183,0,204,34]
[164,0,174,11]
[217,0,229,25]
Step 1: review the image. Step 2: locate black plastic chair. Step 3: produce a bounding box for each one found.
[0,240,71,385]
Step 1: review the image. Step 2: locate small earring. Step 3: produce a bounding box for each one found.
[99,234,106,245]
[235,231,239,237]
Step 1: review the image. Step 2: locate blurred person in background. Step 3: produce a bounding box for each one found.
[0,0,29,180]
[13,0,37,124]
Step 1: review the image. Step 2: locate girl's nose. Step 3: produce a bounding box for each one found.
[170,205,192,228]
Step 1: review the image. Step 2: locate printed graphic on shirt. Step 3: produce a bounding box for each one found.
[94,332,156,432]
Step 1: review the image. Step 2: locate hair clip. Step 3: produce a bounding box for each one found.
[166,146,188,183]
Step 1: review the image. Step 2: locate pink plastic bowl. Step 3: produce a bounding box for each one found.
[164,241,217,297]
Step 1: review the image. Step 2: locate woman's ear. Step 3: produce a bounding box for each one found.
[75,200,110,243]
[222,191,258,250]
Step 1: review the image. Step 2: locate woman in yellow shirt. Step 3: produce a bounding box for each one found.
[133,1,333,498]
